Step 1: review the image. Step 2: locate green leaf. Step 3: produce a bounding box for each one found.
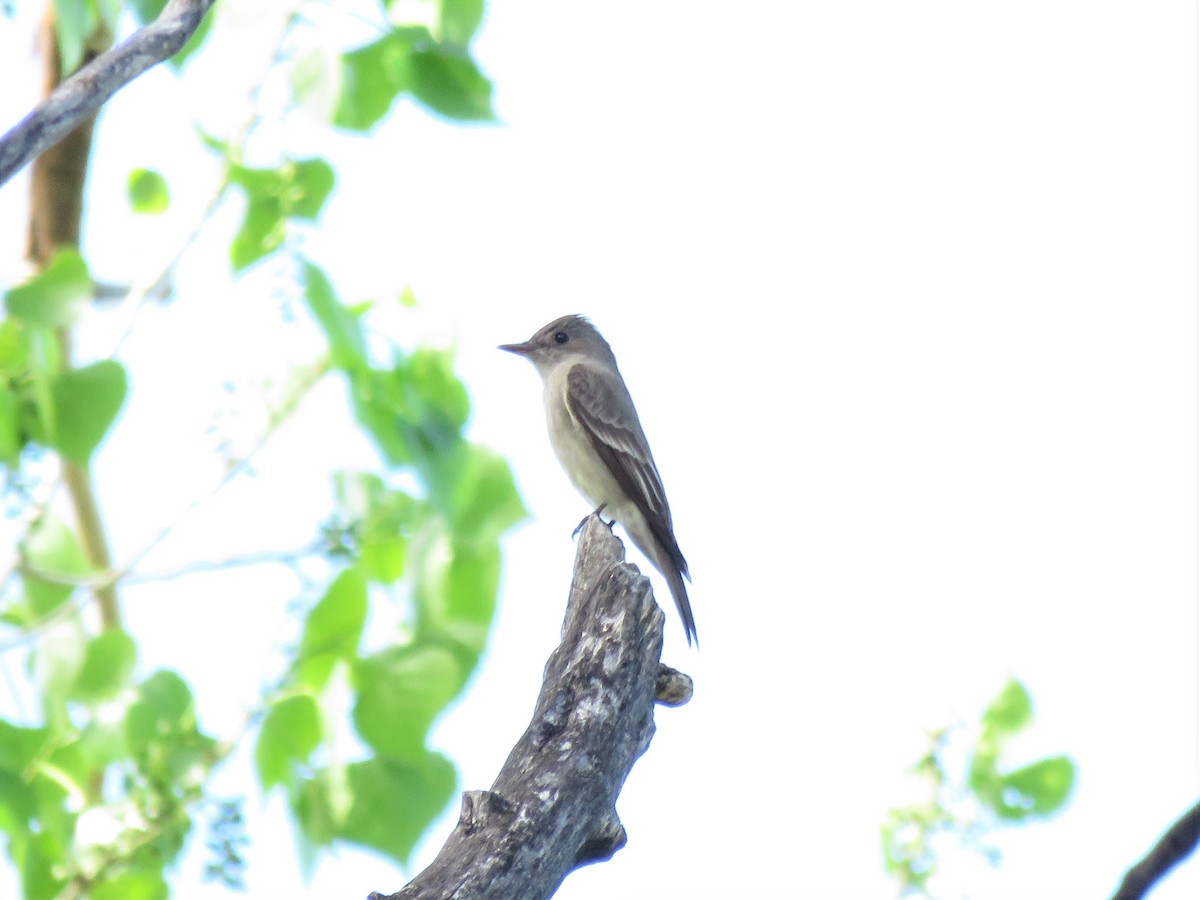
[333,472,418,584]
[353,646,461,761]
[439,0,485,47]
[49,360,128,463]
[410,47,494,121]
[228,161,335,271]
[290,770,344,847]
[413,533,500,654]
[0,720,51,772]
[0,319,28,371]
[359,535,408,585]
[21,515,91,618]
[446,446,527,542]
[981,679,1033,739]
[442,540,500,649]
[127,168,170,214]
[289,159,336,220]
[0,770,39,838]
[350,370,415,466]
[406,347,470,432]
[4,250,91,328]
[70,630,136,703]
[22,829,67,900]
[337,754,455,865]
[334,33,417,131]
[994,756,1076,821]
[75,721,128,772]
[297,569,368,690]
[303,263,367,369]
[229,170,286,272]
[0,387,22,464]
[256,695,322,791]
[125,670,194,755]
[52,0,95,75]
[90,869,169,900]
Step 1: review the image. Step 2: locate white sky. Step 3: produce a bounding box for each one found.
[1,2,1198,899]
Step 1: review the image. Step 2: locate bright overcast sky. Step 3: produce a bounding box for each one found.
[1,2,1197,899]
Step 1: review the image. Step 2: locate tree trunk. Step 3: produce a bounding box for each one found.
[370,515,693,900]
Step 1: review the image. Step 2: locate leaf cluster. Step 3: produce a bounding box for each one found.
[0,0,517,895]
[881,679,1076,897]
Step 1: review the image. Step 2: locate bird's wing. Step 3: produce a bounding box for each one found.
[566,363,688,577]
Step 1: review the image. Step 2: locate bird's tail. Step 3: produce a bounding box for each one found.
[665,566,699,648]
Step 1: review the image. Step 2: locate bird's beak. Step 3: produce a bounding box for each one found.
[498,341,534,356]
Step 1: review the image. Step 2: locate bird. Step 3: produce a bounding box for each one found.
[500,315,697,646]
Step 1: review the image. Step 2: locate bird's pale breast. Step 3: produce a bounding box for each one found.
[542,361,626,511]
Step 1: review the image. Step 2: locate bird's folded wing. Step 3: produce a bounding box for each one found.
[566,363,688,576]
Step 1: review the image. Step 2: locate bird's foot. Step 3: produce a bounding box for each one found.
[572,504,611,539]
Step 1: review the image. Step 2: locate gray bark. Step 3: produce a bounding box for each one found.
[0,0,217,187]
[369,514,693,900]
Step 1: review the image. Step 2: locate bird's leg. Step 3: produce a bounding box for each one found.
[572,503,609,538]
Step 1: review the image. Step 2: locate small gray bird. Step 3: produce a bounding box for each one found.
[500,315,697,646]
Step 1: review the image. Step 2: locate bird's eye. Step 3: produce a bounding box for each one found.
[554,331,569,344]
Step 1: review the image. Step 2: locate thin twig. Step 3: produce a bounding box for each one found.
[123,544,322,583]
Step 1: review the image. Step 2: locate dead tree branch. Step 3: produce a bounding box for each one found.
[0,0,216,187]
[1112,799,1200,899]
[369,514,693,900]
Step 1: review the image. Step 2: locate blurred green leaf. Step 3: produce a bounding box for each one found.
[411,47,494,121]
[289,770,342,848]
[22,829,67,900]
[414,534,499,654]
[51,0,95,75]
[442,540,500,649]
[229,160,335,271]
[332,471,419,585]
[125,671,194,756]
[406,347,470,432]
[334,32,418,131]
[256,695,322,791]
[993,756,1076,821]
[49,360,128,464]
[5,250,91,328]
[359,535,407,585]
[439,0,485,47]
[303,263,367,369]
[883,680,1076,897]
[90,869,169,900]
[297,569,367,690]
[0,721,51,772]
[22,515,91,618]
[0,319,28,371]
[127,168,170,215]
[0,770,39,839]
[289,160,335,220]
[349,369,414,466]
[353,646,461,761]
[981,678,1032,739]
[74,721,127,773]
[447,446,527,542]
[337,754,455,866]
[0,387,22,464]
[70,630,136,703]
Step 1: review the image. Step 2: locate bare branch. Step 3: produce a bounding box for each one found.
[1113,799,1200,900]
[368,515,692,900]
[0,0,217,187]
